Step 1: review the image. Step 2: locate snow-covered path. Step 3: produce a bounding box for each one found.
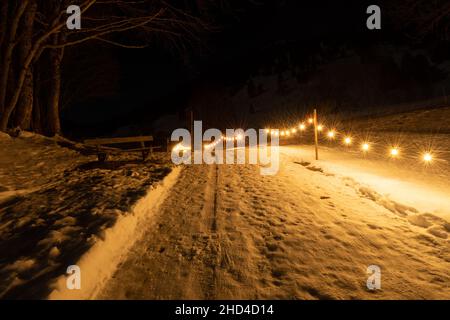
[98,146,450,299]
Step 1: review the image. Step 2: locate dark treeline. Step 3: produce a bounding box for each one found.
[0,0,233,136]
[1,0,450,136]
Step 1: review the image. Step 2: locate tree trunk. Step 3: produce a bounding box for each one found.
[31,58,43,133]
[13,1,37,129]
[0,1,29,117]
[0,0,62,132]
[0,1,8,50]
[48,34,65,136]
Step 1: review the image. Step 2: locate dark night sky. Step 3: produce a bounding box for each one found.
[62,0,439,137]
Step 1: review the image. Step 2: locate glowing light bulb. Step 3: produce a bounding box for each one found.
[299,123,306,131]
[308,118,313,124]
[327,130,335,139]
[362,143,370,151]
[286,131,290,136]
[317,125,323,132]
[280,131,285,136]
[265,128,270,133]
[291,128,297,134]
[344,137,352,145]
[236,134,243,141]
[173,143,190,152]
[423,153,432,162]
[390,148,399,157]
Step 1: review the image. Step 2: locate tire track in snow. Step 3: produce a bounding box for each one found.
[98,164,220,299]
[202,164,219,299]
[193,164,222,299]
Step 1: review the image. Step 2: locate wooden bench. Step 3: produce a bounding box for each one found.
[84,136,154,162]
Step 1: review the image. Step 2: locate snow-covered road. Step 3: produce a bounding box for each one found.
[97,145,450,299]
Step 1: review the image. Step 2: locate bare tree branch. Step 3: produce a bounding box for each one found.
[1,0,211,131]
[387,0,450,40]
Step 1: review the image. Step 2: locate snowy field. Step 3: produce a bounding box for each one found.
[0,132,174,299]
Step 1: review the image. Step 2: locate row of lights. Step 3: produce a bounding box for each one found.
[266,118,324,137]
[205,133,247,150]
[265,117,434,163]
[174,117,435,164]
[174,132,251,152]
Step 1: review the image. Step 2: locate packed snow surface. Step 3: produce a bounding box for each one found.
[99,145,449,299]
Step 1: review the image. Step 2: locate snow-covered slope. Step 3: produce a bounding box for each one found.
[348,106,450,133]
[0,132,174,299]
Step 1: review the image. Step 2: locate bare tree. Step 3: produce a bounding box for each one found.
[13,1,38,129]
[387,0,450,40]
[0,0,207,134]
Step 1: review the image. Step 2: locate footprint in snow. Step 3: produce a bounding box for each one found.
[407,214,433,228]
[294,161,310,167]
[427,227,448,239]
[408,213,450,239]
[306,166,323,173]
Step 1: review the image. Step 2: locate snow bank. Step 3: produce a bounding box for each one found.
[48,166,181,300]
[0,134,177,299]
[0,131,11,141]
[282,145,450,221]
